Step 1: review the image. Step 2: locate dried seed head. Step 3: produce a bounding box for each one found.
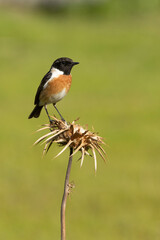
[34,116,106,172]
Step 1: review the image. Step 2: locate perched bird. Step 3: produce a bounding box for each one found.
[28,57,79,122]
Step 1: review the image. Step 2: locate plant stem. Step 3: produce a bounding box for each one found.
[61,147,73,240]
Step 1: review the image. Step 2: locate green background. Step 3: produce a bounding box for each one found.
[0,3,160,240]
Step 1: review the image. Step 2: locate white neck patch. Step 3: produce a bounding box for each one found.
[43,67,64,89]
[51,67,64,77]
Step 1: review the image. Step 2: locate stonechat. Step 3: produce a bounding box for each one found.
[28,57,79,122]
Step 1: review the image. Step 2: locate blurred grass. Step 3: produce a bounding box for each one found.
[0,6,160,240]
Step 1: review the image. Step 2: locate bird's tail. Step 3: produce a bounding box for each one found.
[28,105,43,119]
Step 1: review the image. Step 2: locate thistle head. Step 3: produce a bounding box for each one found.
[34,117,106,172]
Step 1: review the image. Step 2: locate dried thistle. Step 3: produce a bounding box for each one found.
[34,116,106,172]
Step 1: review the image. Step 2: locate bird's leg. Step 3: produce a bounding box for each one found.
[53,104,65,122]
[44,105,53,124]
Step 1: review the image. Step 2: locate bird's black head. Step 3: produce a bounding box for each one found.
[51,57,79,75]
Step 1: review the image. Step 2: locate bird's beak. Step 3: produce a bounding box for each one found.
[73,62,79,66]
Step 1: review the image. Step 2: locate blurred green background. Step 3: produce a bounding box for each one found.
[0,1,160,240]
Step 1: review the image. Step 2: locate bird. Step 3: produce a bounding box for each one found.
[28,57,79,122]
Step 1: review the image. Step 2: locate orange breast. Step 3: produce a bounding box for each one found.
[39,75,72,105]
[48,75,72,94]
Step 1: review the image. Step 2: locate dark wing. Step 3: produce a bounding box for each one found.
[34,71,52,105]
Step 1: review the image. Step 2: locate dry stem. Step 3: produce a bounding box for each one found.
[61,147,73,240]
[34,117,106,240]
